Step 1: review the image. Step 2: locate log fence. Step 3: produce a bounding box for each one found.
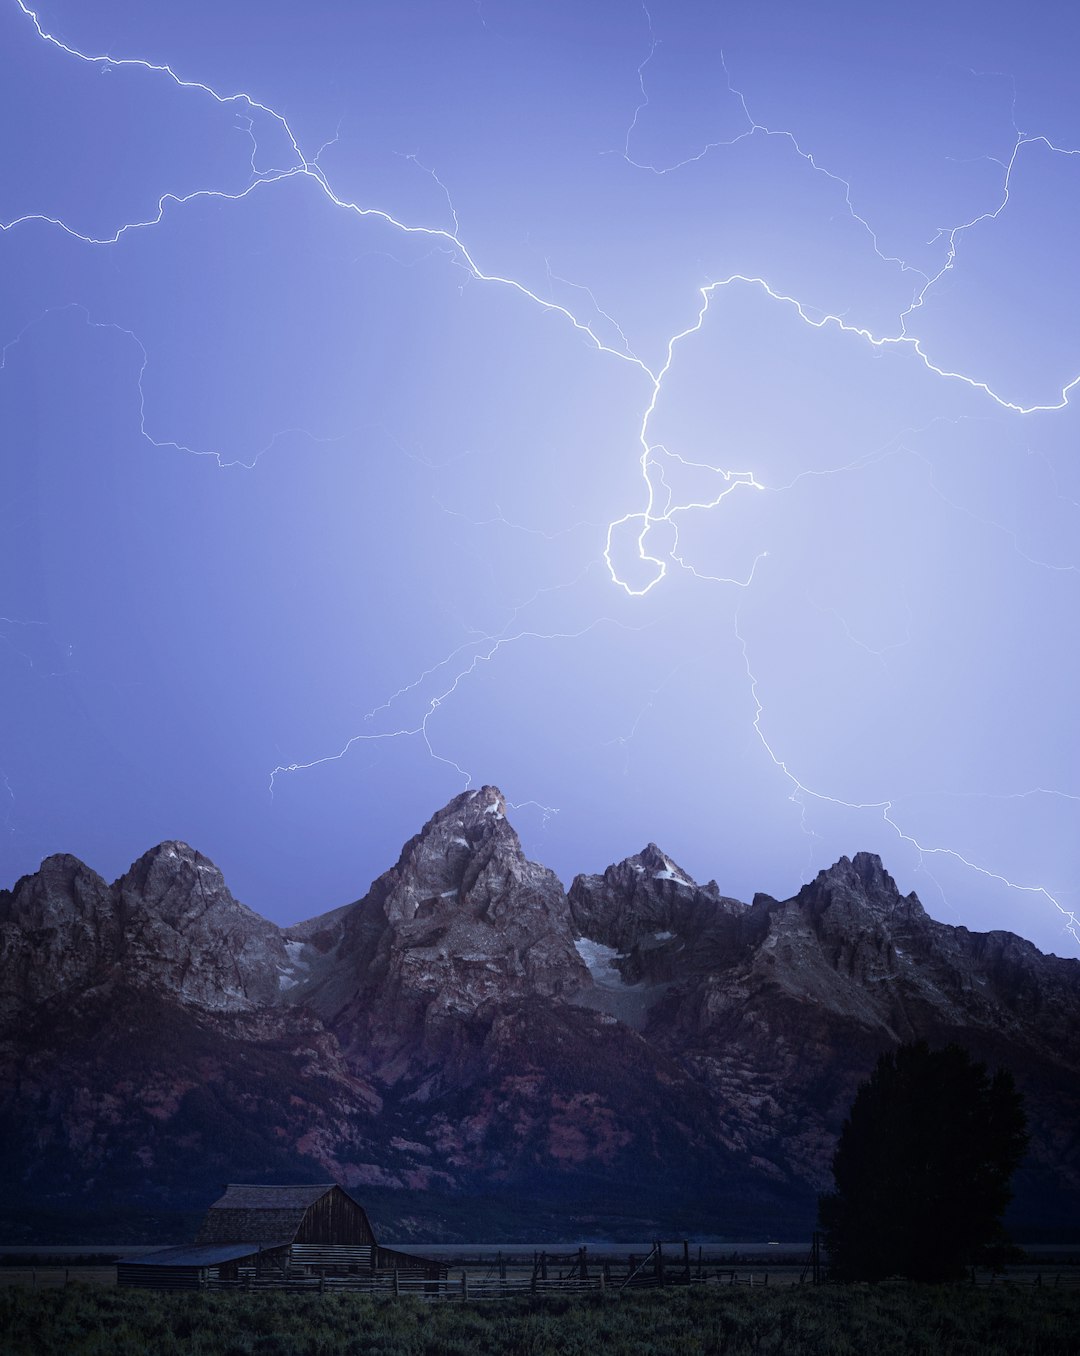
[202,1242,774,1300]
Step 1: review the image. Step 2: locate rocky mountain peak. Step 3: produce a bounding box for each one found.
[378,783,568,934]
[568,844,739,956]
[0,854,117,1015]
[635,842,694,883]
[115,842,290,1010]
[0,853,113,931]
[796,852,928,927]
[442,783,508,823]
[117,841,229,925]
[307,789,587,1060]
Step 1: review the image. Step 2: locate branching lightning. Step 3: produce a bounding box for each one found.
[0,616,47,670]
[5,0,1078,949]
[735,615,1080,949]
[268,611,655,799]
[1,303,350,469]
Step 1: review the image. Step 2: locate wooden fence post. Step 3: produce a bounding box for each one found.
[461,1271,469,1301]
[683,1241,690,1282]
[656,1241,664,1288]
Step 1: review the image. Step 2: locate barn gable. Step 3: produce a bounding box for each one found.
[196,1183,377,1247]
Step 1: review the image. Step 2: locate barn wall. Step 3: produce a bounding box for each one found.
[118,1264,204,1290]
[289,1243,375,1274]
[376,1246,447,1279]
[294,1187,376,1245]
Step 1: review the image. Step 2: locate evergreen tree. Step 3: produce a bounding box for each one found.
[819,1041,1028,1281]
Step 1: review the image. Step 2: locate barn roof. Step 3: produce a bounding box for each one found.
[118,1242,285,1268]
[195,1183,351,1245]
[209,1184,338,1211]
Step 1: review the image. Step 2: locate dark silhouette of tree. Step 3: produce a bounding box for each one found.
[819,1041,1027,1281]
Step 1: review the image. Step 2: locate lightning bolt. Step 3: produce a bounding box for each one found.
[735,615,1080,950]
[268,610,656,797]
[0,303,352,469]
[0,616,47,670]
[5,0,1078,951]
[0,769,15,835]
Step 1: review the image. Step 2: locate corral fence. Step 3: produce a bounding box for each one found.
[203,1242,773,1299]
[0,1267,116,1290]
[971,1269,1080,1289]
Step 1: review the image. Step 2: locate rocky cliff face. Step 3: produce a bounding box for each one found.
[1,793,1077,1242]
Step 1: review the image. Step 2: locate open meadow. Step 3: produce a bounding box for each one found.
[2,1282,1079,1356]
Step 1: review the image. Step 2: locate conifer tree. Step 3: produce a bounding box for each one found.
[819,1041,1027,1281]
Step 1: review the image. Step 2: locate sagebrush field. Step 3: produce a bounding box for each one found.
[2,1283,1079,1356]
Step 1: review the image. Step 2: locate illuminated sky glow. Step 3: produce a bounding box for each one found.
[2,1,1078,955]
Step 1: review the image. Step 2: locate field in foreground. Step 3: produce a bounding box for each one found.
[2,1284,1079,1356]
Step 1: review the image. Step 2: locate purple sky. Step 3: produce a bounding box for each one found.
[2,1,1078,956]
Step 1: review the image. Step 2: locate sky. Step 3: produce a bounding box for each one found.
[2,0,1078,957]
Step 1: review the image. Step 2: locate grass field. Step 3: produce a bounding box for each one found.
[1,1282,1079,1355]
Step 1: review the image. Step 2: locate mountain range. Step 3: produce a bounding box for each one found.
[2,785,1077,1243]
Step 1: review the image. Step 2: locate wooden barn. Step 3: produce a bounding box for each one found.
[119,1183,445,1289]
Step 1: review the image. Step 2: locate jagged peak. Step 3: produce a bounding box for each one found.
[16,852,109,893]
[802,851,926,920]
[394,784,519,868]
[356,783,550,932]
[1,852,112,926]
[126,839,207,867]
[429,784,507,825]
[34,851,98,873]
[111,841,269,938]
[582,843,698,889]
[115,840,230,897]
[629,843,696,885]
[815,851,893,889]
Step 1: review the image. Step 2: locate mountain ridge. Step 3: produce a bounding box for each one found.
[2,786,1077,1242]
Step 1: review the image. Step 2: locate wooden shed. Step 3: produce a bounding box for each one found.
[117,1240,289,1290]
[119,1183,445,1288]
